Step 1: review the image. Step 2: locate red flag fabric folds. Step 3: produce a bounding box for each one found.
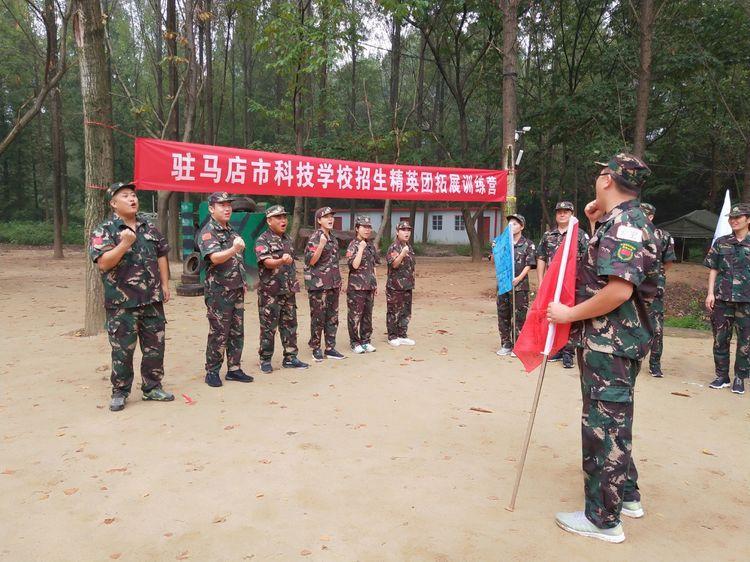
[514,219,580,373]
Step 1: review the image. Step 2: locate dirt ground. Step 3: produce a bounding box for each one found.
[1,246,747,561]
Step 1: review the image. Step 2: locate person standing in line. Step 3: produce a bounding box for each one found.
[704,203,750,395]
[640,202,676,378]
[304,206,345,362]
[197,192,254,387]
[346,215,378,354]
[496,214,536,356]
[386,221,416,347]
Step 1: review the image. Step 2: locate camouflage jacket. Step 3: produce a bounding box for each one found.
[574,199,659,359]
[88,213,169,309]
[386,241,415,291]
[536,227,590,264]
[255,229,300,295]
[704,233,750,302]
[197,218,247,292]
[346,238,377,291]
[303,229,342,291]
[653,227,676,300]
[512,235,537,292]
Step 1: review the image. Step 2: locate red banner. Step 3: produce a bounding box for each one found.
[133,137,506,202]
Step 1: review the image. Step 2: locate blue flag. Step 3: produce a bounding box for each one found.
[492,226,515,295]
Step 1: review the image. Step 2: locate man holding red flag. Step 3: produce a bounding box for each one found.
[546,154,659,543]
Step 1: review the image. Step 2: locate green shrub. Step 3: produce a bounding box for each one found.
[0,221,84,245]
[454,244,472,256]
[664,314,710,330]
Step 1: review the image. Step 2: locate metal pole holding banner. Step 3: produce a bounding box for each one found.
[506,217,578,512]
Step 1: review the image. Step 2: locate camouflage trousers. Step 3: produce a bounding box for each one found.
[497,290,529,348]
[386,288,412,340]
[578,348,641,529]
[258,291,298,361]
[205,287,244,375]
[106,303,166,396]
[308,288,340,351]
[711,300,750,380]
[648,299,665,369]
[347,289,374,346]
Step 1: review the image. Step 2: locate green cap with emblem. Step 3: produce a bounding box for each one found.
[595,153,651,190]
[265,204,288,218]
[107,181,136,199]
[640,202,656,215]
[208,191,235,205]
[555,201,574,211]
[507,213,526,227]
[396,221,412,230]
[728,203,750,218]
[355,215,372,227]
[315,206,334,221]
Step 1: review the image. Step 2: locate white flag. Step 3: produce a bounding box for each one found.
[712,190,732,244]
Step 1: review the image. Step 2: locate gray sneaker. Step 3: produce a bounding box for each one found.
[621,500,644,518]
[555,511,625,543]
[109,394,126,412]
[142,387,175,402]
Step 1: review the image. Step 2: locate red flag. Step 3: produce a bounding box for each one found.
[514,218,579,373]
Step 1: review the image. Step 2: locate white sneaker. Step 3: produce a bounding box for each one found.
[352,344,366,354]
[555,511,625,543]
[398,337,415,346]
[510,351,517,357]
[496,346,512,356]
[388,339,401,347]
[621,501,644,518]
[362,343,377,353]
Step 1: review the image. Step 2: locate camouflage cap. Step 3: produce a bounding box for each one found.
[555,201,574,212]
[355,215,372,227]
[640,202,656,216]
[265,204,287,218]
[507,213,526,227]
[315,206,334,221]
[728,203,750,218]
[396,221,412,230]
[107,181,136,199]
[208,191,235,205]
[595,153,651,190]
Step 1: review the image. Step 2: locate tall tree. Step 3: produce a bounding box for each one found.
[633,0,656,159]
[73,0,115,335]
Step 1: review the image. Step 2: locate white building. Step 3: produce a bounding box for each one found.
[330,206,505,244]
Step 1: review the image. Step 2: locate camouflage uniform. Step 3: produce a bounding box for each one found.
[573,155,659,530]
[89,212,170,397]
[346,234,378,347]
[304,225,342,352]
[704,214,750,383]
[497,230,536,348]
[537,208,590,361]
[386,234,416,340]
[646,212,676,372]
[198,212,247,376]
[255,221,300,361]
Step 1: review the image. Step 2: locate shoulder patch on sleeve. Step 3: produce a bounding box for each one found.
[616,225,643,243]
[202,232,212,241]
[255,245,265,253]
[92,236,103,245]
[615,242,637,262]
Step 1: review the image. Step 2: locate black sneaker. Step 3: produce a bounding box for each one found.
[260,361,273,374]
[731,377,745,395]
[282,356,309,369]
[709,376,731,389]
[649,366,664,378]
[226,369,254,383]
[562,354,574,369]
[325,348,345,360]
[312,349,325,362]
[205,371,223,387]
[548,351,562,363]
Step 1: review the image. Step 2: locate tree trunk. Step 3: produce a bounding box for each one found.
[289,0,306,243]
[159,0,179,255]
[348,1,357,131]
[242,18,255,145]
[501,0,519,216]
[633,0,654,159]
[744,139,750,203]
[317,3,329,138]
[462,206,483,261]
[203,0,214,144]
[73,0,114,335]
[421,203,429,244]
[45,0,64,258]
[374,199,392,249]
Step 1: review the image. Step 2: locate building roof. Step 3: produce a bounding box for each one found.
[657,209,719,239]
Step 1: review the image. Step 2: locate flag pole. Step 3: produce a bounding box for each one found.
[506,217,578,512]
[507,355,549,512]
[511,288,516,348]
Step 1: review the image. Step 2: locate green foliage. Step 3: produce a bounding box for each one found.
[0,221,84,245]
[664,314,710,331]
